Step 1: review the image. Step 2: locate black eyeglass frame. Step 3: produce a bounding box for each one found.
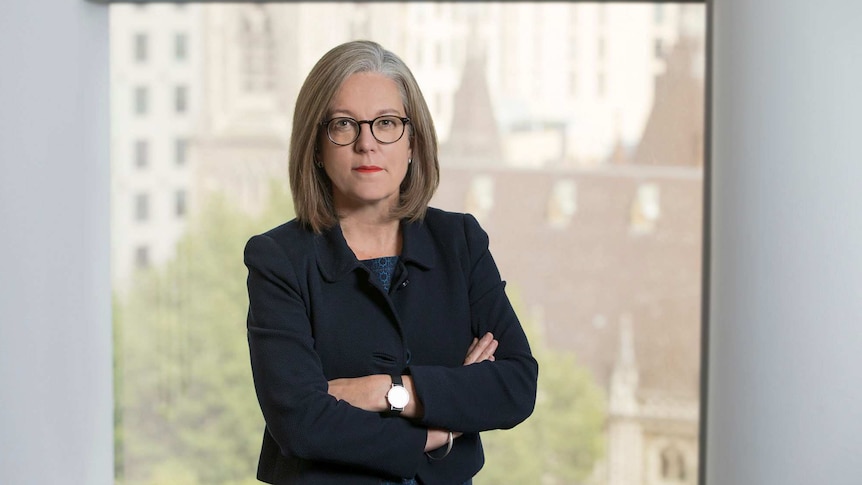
[320,115,411,146]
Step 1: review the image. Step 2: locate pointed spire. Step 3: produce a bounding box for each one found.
[439,35,503,167]
[632,34,704,167]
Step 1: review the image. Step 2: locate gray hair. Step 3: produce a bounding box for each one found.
[289,40,440,233]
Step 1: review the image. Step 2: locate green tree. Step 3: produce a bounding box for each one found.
[114,181,293,485]
[475,289,607,485]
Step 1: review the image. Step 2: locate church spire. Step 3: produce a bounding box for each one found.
[439,30,503,167]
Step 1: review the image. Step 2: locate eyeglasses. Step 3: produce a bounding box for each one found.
[320,115,411,146]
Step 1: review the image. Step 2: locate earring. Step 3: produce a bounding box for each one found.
[408,158,413,164]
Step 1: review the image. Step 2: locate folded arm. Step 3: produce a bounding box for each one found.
[327,332,499,449]
[245,234,426,477]
[326,218,538,437]
[409,214,539,433]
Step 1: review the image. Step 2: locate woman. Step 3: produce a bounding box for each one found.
[244,40,538,485]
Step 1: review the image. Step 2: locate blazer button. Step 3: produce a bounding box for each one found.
[401,279,409,288]
[406,349,412,364]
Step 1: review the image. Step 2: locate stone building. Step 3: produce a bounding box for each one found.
[430,32,705,485]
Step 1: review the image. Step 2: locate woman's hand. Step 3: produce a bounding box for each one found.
[425,428,463,452]
[463,332,498,365]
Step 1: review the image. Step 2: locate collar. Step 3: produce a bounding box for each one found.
[315,218,437,282]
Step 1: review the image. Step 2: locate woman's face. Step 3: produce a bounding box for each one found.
[320,72,412,214]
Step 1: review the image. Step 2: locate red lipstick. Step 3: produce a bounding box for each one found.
[354,166,383,173]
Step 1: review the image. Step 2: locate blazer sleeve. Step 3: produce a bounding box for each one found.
[245,234,427,478]
[407,214,539,433]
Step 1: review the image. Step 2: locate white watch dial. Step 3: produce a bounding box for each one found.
[387,385,410,409]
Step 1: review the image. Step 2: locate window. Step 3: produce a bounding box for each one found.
[464,175,495,224]
[134,32,148,62]
[547,179,578,229]
[174,85,188,113]
[630,183,661,234]
[134,245,150,269]
[112,4,706,484]
[175,138,188,166]
[134,192,149,222]
[660,444,688,481]
[239,7,276,93]
[134,139,148,169]
[174,189,187,217]
[134,86,148,116]
[174,33,188,61]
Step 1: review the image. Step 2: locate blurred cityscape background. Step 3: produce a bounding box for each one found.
[110,3,705,484]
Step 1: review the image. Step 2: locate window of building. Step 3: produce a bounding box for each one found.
[630,183,661,234]
[134,139,148,169]
[660,444,688,481]
[547,179,578,229]
[174,33,188,61]
[174,85,188,113]
[239,6,276,93]
[134,86,148,116]
[464,175,495,224]
[134,192,149,222]
[134,32,148,62]
[175,138,188,166]
[175,189,187,218]
[134,245,150,269]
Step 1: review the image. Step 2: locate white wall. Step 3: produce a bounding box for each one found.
[0,2,112,484]
[708,0,862,484]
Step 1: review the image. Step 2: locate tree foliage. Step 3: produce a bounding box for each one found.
[475,289,607,485]
[114,182,294,485]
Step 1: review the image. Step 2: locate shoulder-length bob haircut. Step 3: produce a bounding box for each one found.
[289,40,440,233]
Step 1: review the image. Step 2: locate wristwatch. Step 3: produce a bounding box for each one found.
[386,374,410,413]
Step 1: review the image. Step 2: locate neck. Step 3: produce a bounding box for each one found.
[339,215,402,260]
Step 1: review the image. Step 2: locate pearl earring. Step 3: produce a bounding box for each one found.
[408,158,413,164]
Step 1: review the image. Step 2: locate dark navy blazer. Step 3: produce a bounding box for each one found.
[245,208,538,484]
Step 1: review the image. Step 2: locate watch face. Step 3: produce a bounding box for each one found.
[388,385,410,409]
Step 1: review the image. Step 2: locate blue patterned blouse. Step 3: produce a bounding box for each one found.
[361,256,399,292]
